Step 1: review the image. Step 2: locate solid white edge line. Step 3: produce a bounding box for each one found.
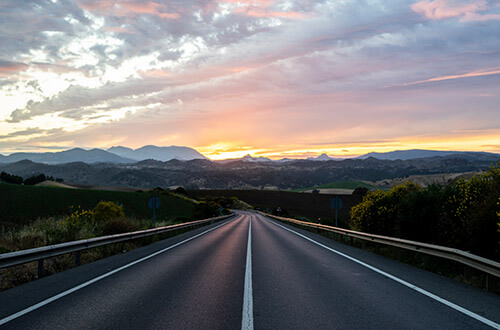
[0,216,239,326]
[241,215,254,330]
[263,216,500,330]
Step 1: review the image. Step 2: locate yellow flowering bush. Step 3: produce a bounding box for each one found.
[64,205,95,230]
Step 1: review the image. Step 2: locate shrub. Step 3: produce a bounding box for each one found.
[93,201,125,222]
[64,206,95,231]
[193,201,219,219]
[350,163,500,261]
[101,218,139,235]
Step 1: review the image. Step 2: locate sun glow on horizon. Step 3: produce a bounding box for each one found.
[196,132,500,160]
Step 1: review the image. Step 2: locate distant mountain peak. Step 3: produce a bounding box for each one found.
[107,145,207,162]
[241,154,272,162]
[307,153,335,161]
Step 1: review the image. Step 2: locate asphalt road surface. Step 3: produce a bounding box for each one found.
[1,211,499,329]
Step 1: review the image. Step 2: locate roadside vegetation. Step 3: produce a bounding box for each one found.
[0,184,235,253]
[0,184,237,290]
[350,163,500,261]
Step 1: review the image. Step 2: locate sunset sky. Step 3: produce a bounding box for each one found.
[0,0,499,160]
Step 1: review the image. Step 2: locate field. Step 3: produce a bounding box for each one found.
[293,181,382,192]
[188,189,364,227]
[0,182,196,227]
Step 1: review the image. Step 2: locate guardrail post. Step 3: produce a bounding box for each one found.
[75,251,81,266]
[37,259,44,278]
[486,274,492,292]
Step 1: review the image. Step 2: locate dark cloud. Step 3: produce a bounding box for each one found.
[0,127,43,140]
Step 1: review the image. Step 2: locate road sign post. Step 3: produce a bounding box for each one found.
[148,196,161,227]
[330,196,343,227]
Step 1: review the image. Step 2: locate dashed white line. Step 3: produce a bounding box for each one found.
[241,216,254,330]
[264,216,500,330]
[0,217,237,326]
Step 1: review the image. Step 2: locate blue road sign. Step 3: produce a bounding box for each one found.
[148,196,161,209]
[148,196,161,228]
[330,196,343,210]
[330,196,343,227]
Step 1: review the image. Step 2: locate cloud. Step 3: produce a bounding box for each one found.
[392,67,500,86]
[0,127,43,140]
[1,0,500,156]
[0,60,29,77]
[77,0,181,19]
[411,0,500,21]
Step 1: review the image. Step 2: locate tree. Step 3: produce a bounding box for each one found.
[0,171,23,184]
[24,173,46,185]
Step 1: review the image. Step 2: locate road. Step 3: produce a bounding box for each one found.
[1,211,499,329]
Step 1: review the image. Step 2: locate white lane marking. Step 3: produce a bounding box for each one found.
[0,217,239,326]
[241,215,254,330]
[263,216,500,330]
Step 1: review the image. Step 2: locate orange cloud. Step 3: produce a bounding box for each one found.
[140,69,170,78]
[400,67,500,86]
[411,0,500,21]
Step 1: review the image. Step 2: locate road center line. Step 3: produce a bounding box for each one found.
[264,216,500,330]
[241,215,254,330]
[0,216,238,326]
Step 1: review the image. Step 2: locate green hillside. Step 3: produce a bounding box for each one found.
[0,183,196,226]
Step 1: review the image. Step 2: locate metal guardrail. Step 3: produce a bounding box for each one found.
[261,212,500,279]
[0,213,236,277]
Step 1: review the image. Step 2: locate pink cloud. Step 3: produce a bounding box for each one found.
[102,26,134,34]
[0,61,28,77]
[77,0,180,19]
[236,8,303,18]
[411,0,500,21]
[221,0,303,19]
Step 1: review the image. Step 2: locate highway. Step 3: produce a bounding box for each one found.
[1,211,499,329]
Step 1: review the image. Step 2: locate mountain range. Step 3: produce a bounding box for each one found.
[0,146,498,165]
[0,145,206,164]
[1,152,499,189]
[357,149,500,161]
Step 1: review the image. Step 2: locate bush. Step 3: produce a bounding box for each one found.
[101,218,139,235]
[193,201,219,219]
[93,201,125,222]
[350,163,500,260]
[174,187,189,196]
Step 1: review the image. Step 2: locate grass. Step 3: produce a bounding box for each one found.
[292,181,387,192]
[0,182,196,226]
[0,215,189,290]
